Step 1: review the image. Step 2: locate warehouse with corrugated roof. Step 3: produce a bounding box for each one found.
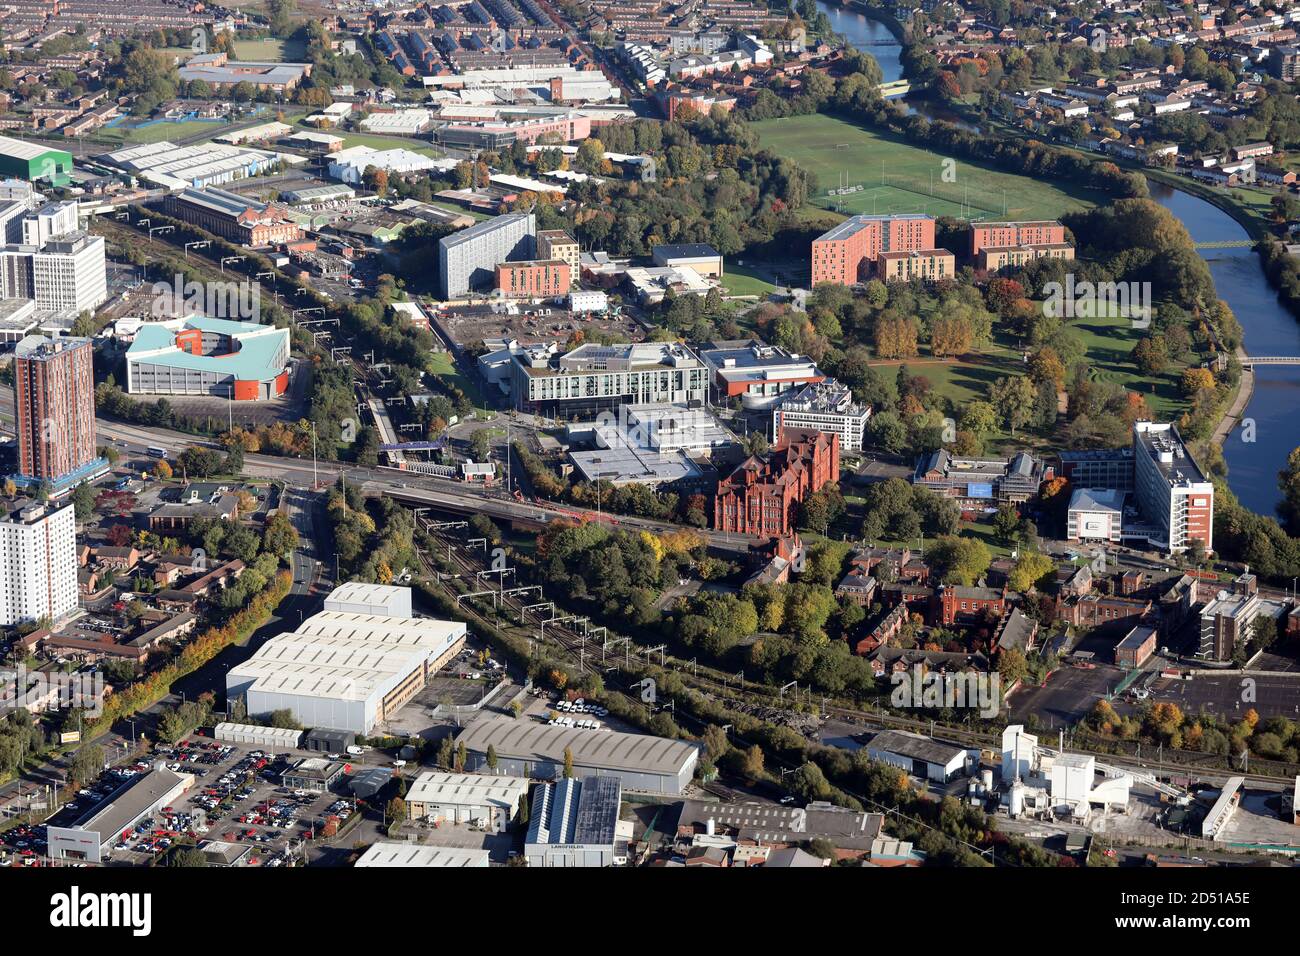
[454,719,698,794]
[225,609,466,734]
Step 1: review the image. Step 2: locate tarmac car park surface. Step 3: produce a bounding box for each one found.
[3,738,359,867]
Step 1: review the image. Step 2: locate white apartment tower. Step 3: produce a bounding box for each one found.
[0,197,106,314]
[0,500,77,625]
[438,212,535,300]
[1132,421,1214,554]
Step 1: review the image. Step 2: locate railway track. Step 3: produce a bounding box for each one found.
[418,533,1017,863]
[417,525,1298,790]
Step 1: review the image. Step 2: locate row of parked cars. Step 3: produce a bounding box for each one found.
[547,716,604,730]
[555,698,608,717]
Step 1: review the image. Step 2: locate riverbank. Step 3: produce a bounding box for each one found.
[1211,347,1254,448]
[1143,167,1270,243]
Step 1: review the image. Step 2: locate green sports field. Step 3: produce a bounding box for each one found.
[752,113,1103,221]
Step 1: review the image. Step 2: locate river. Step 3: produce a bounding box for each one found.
[816,2,984,130]
[1145,183,1300,519]
[817,1,904,82]
[817,1,1294,517]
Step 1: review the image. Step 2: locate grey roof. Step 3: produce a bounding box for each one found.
[174,186,279,218]
[1068,487,1126,513]
[1134,422,1209,487]
[456,719,698,778]
[350,767,397,798]
[526,776,621,847]
[1117,624,1158,651]
[815,213,932,243]
[765,846,826,867]
[65,766,189,843]
[652,242,720,259]
[867,730,965,768]
[438,211,532,250]
[677,799,883,849]
[997,608,1037,653]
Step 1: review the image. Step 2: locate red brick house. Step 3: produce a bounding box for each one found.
[937,585,1007,626]
[713,429,839,538]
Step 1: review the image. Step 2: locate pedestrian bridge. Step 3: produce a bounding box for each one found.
[879,80,911,98]
[1241,356,1300,366]
[1192,240,1255,249]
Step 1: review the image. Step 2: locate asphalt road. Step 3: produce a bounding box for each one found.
[0,478,327,814]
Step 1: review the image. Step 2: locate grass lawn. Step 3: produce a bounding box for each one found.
[234,37,308,62]
[428,349,488,410]
[430,200,488,221]
[1070,313,1186,421]
[868,350,1023,410]
[860,311,1186,452]
[960,518,1016,559]
[296,121,445,158]
[723,262,778,298]
[751,113,1103,221]
[91,118,230,146]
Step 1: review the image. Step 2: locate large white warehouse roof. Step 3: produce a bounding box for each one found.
[354,842,489,867]
[324,582,413,618]
[227,611,464,703]
[455,719,698,778]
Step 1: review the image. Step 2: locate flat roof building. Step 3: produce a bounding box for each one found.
[773,379,872,452]
[811,214,935,286]
[438,212,536,299]
[47,765,193,861]
[323,582,413,619]
[13,335,105,492]
[1133,421,1213,554]
[126,316,290,402]
[456,719,699,794]
[510,341,708,418]
[700,339,826,410]
[651,242,723,277]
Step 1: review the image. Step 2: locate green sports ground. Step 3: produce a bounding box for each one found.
[752,113,1102,222]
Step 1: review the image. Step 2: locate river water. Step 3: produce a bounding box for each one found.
[819,1,1296,518]
[817,1,904,82]
[1145,184,1300,519]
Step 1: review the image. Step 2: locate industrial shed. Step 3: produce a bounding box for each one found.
[323,582,413,619]
[525,776,623,867]
[354,842,489,867]
[455,719,699,794]
[406,771,530,832]
[225,611,466,734]
[0,135,72,186]
[867,730,968,783]
[214,722,304,750]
